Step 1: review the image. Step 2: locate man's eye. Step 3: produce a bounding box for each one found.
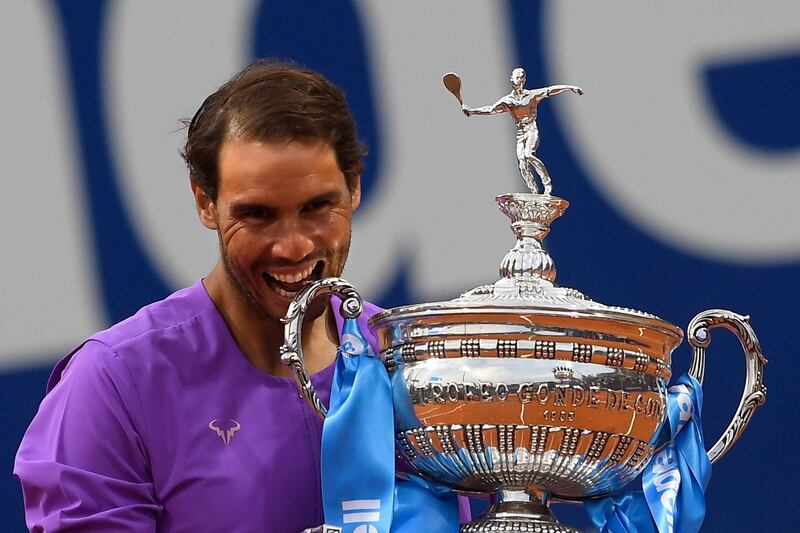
[305,200,332,212]
[245,209,272,220]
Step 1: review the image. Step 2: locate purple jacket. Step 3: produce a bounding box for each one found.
[16,281,391,532]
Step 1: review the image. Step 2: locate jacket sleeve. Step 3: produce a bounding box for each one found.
[14,340,161,531]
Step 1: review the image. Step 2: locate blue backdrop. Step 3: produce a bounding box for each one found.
[3,1,798,531]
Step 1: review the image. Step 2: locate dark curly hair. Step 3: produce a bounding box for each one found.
[181,59,366,200]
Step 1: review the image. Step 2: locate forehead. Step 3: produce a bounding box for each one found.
[216,138,347,202]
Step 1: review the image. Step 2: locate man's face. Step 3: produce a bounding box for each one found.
[204,138,360,321]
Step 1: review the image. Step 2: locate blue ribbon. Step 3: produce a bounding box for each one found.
[586,374,711,533]
[393,475,459,532]
[321,319,459,532]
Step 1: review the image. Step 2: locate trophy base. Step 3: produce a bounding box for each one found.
[461,495,581,533]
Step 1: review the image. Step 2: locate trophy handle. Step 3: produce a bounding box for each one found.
[686,309,768,464]
[280,277,364,419]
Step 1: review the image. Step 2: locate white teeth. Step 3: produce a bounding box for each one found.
[267,264,316,284]
[273,285,297,299]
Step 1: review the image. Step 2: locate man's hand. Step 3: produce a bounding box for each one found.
[571,86,584,96]
[461,105,472,117]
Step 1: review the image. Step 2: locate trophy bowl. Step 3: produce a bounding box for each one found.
[280,72,767,532]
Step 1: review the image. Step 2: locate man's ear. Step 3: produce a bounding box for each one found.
[350,175,361,211]
[191,179,218,230]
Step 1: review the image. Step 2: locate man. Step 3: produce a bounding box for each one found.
[15,60,383,532]
[461,67,582,195]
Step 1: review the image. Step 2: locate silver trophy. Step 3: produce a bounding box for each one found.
[281,70,767,532]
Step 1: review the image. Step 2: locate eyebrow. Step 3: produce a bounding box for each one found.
[229,202,275,216]
[228,191,344,215]
[305,191,343,204]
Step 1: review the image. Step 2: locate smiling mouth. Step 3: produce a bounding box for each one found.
[262,261,324,299]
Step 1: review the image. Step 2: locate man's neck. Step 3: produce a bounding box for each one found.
[203,264,339,378]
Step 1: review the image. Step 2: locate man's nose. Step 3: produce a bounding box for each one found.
[270,219,315,262]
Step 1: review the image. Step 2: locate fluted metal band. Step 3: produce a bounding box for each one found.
[397,424,652,499]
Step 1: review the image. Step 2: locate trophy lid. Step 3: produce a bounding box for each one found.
[370,193,683,366]
[370,71,682,373]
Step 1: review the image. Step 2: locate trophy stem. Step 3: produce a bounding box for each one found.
[461,489,581,533]
[496,193,569,283]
